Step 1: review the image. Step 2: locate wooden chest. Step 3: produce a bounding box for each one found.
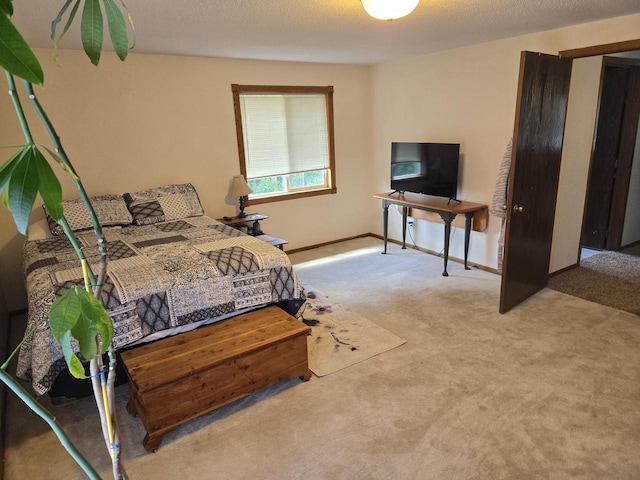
[120,306,311,451]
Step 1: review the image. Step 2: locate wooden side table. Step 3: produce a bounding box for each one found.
[255,234,289,251]
[216,213,267,236]
[216,215,288,250]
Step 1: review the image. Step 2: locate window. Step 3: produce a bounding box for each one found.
[232,84,336,205]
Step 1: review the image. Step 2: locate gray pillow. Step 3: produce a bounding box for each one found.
[43,194,133,235]
[123,183,204,226]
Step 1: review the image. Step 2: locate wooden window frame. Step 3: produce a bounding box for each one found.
[231,84,337,206]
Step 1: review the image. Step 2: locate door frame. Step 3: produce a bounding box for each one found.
[559,39,640,59]
[600,57,640,250]
[560,40,640,258]
[581,56,640,251]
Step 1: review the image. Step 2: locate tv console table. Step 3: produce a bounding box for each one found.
[373,192,488,276]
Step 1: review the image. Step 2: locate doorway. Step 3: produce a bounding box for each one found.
[545,50,640,315]
[582,56,640,253]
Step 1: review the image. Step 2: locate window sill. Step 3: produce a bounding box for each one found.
[246,187,336,206]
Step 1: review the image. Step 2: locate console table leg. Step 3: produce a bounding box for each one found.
[464,212,472,270]
[382,201,389,254]
[401,206,408,249]
[442,221,451,276]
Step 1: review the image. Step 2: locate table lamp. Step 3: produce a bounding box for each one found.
[229,174,253,218]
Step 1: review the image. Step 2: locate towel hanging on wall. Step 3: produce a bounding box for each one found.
[490,138,513,272]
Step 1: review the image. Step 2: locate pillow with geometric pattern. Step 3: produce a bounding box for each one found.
[123,183,204,226]
[43,194,134,236]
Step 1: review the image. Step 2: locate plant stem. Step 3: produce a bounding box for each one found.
[0,368,102,479]
[22,80,108,298]
[5,73,33,144]
[0,316,48,370]
[4,75,125,479]
[22,79,125,479]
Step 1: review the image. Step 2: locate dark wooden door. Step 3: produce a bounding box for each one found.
[499,51,573,314]
[582,67,627,249]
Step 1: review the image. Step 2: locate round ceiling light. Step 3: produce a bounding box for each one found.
[361,0,420,21]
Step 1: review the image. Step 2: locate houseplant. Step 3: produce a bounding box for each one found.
[1,1,133,478]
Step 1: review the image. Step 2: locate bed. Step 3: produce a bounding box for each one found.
[17,183,305,397]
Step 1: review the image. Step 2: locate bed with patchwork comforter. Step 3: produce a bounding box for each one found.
[17,184,304,396]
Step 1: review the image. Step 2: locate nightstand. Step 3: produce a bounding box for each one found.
[216,215,288,251]
[255,234,289,251]
[216,214,267,236]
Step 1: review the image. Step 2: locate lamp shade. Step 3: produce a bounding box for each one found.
[361,0,419,20]
[229,175,253,197]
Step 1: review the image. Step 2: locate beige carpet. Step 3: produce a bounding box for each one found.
[548,250,640,315]
[4,236,640,479]
[299,285,406,376]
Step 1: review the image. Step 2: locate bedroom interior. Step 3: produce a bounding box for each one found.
[1,1,640,479]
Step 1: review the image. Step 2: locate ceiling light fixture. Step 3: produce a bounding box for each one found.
[361,0,419,21]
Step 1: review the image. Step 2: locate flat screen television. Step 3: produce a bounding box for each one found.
[390,142,460,199]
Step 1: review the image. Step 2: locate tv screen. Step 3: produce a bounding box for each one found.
[390,142,460,199]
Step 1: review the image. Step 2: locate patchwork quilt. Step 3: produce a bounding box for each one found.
[18,216,304,396]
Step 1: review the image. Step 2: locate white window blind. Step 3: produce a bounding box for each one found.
[239,94,329,179]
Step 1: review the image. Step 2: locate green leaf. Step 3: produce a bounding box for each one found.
[103,0,128,61]
[2,186,9,210]
[0,0,13,16]
[0,146,25,194]
[40,144,80,181]
[49,287,82,343]
[7,146,39,235]
[71,306,98,360]
[61,331,87,379]
[50,0,75,42]
[118,0,136,49]
[69,289,113,358]
[81,0,103,66]
[34,149,63,220]
[50,287,113,370]
[51,0,80,62]
[93,306,114,354]
[0,12,44,84]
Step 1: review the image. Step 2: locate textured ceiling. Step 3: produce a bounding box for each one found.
[11,0,640,65]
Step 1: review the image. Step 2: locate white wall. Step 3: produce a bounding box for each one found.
[370,14,640,271]
[622,121,640,246]
[616,47,640,247]
[550,56,603,272]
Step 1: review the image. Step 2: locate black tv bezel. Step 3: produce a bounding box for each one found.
[390,142,460,200]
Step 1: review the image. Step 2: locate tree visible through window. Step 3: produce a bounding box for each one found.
[231,84,336,205]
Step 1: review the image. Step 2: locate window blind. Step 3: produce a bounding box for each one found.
[240,94,329,179]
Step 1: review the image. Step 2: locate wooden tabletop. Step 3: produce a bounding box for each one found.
[216,213,268,225]
[373,192,487,214]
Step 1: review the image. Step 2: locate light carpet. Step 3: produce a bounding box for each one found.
[4,237,640,479]
[298,285,406,376]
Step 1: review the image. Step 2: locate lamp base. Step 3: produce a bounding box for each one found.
[237,196,248,218]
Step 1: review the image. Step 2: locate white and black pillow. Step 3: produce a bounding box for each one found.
[43,194,134,236]
[123,183,204,226]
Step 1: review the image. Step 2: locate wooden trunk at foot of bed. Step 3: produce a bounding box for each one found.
[120,306,311,452]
